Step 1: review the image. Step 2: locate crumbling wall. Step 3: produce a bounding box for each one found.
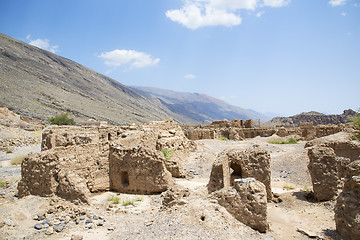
[335,176,360,240]
[19,120,195,203]
[307,147,339,201]
[208,145,272,201]
[18,143,108,203]
[109,146,173,194]
[210,178,268,233]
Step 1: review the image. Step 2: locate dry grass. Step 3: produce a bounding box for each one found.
[10,155,26,165]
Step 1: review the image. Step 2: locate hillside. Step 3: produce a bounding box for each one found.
[0,33,192,125]
[0,33,267,125]
[131,86,269,123]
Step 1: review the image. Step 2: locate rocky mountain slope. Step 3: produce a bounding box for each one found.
[265,109,357,127]
[0,33,193,125]
[131,86,269,123]
[0,33,267,125]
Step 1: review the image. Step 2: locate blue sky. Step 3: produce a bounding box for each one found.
[1,0,359,117]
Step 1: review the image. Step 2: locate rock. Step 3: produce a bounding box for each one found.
[54,224,64,232]
[108,226,115,231]
[79,215,86,220]
[308,147,338,201]
[96,221,104,226]
[85,223,93,229]
[335,176,360,240]
[211,178,268,233]
[45,227,54,235]
[85,218,92,224]
[161,185,190,208]
[34,223,43,230]
[71,235,83,240]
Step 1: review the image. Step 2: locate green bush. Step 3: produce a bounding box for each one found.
[218,137,228,141]
[352,110,360,141]
[49,113,75,125]
[161,149,174,160]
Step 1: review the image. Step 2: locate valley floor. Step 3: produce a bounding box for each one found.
[0,137,342,240]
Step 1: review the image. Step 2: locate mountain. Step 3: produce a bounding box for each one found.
[0,33,191,125]
[0,33,267,125]
[130,86,269,123]
[264,109,357,127]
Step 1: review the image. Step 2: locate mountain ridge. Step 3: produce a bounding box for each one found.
[0,33,267,125]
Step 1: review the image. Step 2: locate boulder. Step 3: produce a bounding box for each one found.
[211,178,268,233]
[335,176,360,240]
[307,147,338,201]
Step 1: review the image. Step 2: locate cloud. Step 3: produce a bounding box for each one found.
[329,0,346,7]
[341,12,347,16]
[184,74,196,79]
[28,37,59,53]
[165,3,242,30]
[263,0,290,7]
[98,49,160,70]
[256,10,265,17]
[166,0,290,29]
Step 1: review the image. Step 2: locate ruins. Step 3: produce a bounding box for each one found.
[11,116,360,238]
[18,120,195,202]
[182,119,354,141]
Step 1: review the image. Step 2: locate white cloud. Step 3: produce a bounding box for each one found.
[98,49,160,70]
[341,12,347,16]
[28,37,59,53]
[166,3,242,30]
[256,10,265,17]
[263,0,290,7]
[329,0,346,7]
[166,0,289,29]
[184,74,196,79]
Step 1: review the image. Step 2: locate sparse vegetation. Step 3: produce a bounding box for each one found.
[351,110,360,141]
[0,180,8,188]
[218,137,228,141]
[10,155,26,165]
[303,184,312,192]
[49,113,75,126]
[6,148,13,154]
[108,194,120,204]
[161,149,174,160]
[283,183,296,190]
[122,196,142,206]
[268,138,298,144]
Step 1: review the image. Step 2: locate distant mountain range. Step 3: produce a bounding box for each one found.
[0,33,267,125]
[131,86,269,123]
[263,110,357,127]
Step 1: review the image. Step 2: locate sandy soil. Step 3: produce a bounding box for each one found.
[0,136,343,240]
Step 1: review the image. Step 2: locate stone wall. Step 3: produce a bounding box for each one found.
[182,120,354,141]
[18,120,195,203]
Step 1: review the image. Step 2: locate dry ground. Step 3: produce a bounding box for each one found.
[0,135,343,240]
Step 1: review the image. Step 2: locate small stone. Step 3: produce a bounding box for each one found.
[96,221,104,226]
[71,235,83,240]
[54,224,64,232]
[38,215,45,221]
[85,219,92,224]
[45,227,54,235]
[32,216,38,220]
[42,223,49,228]
[34,223,43,230]
[75,219,80,225]
[85,223,93,229]
[93,215,99,220]
[108,226,115,231]
[79,215,86,220]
